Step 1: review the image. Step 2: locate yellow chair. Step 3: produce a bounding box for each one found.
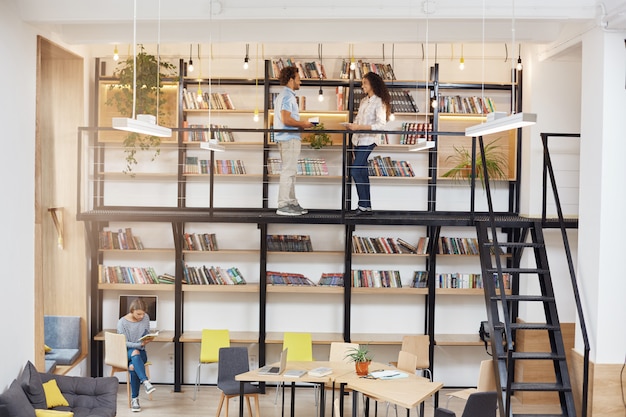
[275,332,314,404]
[104,332,152,408]
[194,329,230,401]
[446,359,496,407]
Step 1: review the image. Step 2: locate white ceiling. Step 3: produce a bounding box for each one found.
[10,0,626,44]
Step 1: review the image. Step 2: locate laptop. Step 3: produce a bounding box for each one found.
[257,348,288,375]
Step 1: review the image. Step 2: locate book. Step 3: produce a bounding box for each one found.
[284,369,307,378]
[369,370,408,380]
[308,367,333,377]
[139,331,159,341]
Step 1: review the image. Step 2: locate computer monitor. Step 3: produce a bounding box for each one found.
[119,295,158,330]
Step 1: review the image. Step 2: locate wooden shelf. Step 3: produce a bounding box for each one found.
[184,109,257,114]
[351,252,428,257]
[182,249,258,255]
[96,172,178,180]
[351,287,428,295]
[369,176,430,181]
[350,333,405,345]
[375,144,432,152]
[265,332,344,344]
[97,283,175,291]
[184,141,263,148]
[434,333,485,346]
[182,283,259,293]
[179,330,258,343]
[100,248,173,253]
[184,173,262,178]
[267,174,342,180]
[267,250,344,256]
[267,285,343,294]
[94,330,175,343]
[435,288,511,295]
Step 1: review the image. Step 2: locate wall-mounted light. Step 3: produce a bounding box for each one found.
[196,83,203,103]
[113,45,119,61]
[253,109,259,122]
[459,44,465,70]
[187,44,194,73]
[243,43,250,70]
[349,44,356,70]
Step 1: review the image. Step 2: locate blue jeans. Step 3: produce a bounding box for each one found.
[127,348,148,399]
[351,144,376,208]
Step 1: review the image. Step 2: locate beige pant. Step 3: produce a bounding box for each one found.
[277,139,301,208]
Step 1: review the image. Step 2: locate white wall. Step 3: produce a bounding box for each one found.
[0,0,37,387]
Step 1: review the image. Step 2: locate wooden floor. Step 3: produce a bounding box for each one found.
[113,384,564,417]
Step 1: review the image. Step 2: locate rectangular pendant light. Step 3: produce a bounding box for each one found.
[112,114,172,138]
[200,140,226,152]
[409,141,436,152]
[465,112,536,137]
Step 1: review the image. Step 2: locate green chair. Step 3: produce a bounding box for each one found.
[193,329,230,401]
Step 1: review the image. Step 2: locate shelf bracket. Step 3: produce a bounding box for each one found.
[48,207,64,249]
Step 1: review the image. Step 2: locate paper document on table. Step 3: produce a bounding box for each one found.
[369,370,409,380]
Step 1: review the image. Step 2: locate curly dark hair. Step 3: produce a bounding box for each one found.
[363,72,391,121]
[279,66,299,86]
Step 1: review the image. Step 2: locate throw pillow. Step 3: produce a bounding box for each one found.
[0,379,36,417]
[35,410,73,417]
[44,346,52,353]
[19,361,46,408]
[41,381,69,409]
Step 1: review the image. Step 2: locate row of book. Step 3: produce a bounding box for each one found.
[350,88,418,113]
[183,264,246,285]
[438,237,479,255]
[399,123,434,145]
[352,236,428,255]
[182,88,236,110]
[351,269,403,288]
[267,235,313,252]
[367,156,415,177]
[268,93,307,111]
[266,271,316,286]
[340,60,396,80]
[437,95,496,114]
[318,273,344,286]
[269,58,327,79]
[434,272,511,289]
[183,122,236,143]
[267,158,329,176]
[183,233,218,251]
[99,228,144,250]
[98,265,161,284]
[183,156,247,175]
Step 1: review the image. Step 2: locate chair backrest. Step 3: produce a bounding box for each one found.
[282,332,313,362]
[217,347,250,389]
[461,391,497,417]
[396,351,418,373]
[104,332,128,370]
[434,408,456,417]
[329,342,359,363]
[476,360,496,392]
[401,335,430,369]
[200,329,230,364]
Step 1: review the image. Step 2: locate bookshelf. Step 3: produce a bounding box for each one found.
[84,57,523,390]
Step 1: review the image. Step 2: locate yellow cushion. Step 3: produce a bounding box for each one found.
[44,345,52,353]
[35,410,74,417]
[42,380,70,408]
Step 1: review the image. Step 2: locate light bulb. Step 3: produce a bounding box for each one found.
[389,113,395,121]
[196,86,203,103]
[432,98,438,109]
[349,60,356,71]
[113,45,119,61]
[516,57,523,71]
[243,57,249,70]
[253,109,259,122]
[188,59,194,73]
[318,87,324,102]
[459,57,465,70]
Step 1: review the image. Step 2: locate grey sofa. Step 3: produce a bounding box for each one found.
[0,361,117,417]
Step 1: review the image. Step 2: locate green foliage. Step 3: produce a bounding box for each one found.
[303,123,332,149]
[106,45,176,173]
[441,138,509,188]
[344,345,373,363]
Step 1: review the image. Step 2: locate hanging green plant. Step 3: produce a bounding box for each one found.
[106,45,176,173]
[302,123,332,149]
[441,138,509,187]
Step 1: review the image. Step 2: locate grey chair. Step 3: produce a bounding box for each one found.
[216,347,261,417]
[435,391,497,417]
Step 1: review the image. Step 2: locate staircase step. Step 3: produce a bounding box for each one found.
[510,382,571,392]
[496,323,561,331]
[486,267,550,274]
[513,414,567,417]
[492,295,555,302]
[498,352,566,360]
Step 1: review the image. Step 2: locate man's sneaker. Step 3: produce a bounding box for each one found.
[355,206,373,215]
[131,398,141,412]
[292,204,308,214]
[276,206,303,216]
[143,380,156,395]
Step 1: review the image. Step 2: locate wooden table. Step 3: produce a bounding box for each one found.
[236,361,354,417]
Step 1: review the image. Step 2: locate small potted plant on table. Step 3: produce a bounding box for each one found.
[345,345,373,376]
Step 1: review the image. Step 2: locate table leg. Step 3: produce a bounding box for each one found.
[340,383,346,416]
[319,383,326,417]
[290,382,296,417]
[239,382,245,417]
[352,389,358,417]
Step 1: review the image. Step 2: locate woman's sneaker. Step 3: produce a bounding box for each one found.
[131,397,141,412]
[276,205,303,216]
[143,380,156,395]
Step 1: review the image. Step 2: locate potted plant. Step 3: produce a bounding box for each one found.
[106,45,176,173]
[303,123,332,149]
[441,138,509,187]
[345,345,373,376]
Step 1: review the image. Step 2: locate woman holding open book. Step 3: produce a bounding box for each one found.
[117,298,157,412]
[344,71,391,214]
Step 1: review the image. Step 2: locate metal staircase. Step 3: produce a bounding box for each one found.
[472,133,588,417]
